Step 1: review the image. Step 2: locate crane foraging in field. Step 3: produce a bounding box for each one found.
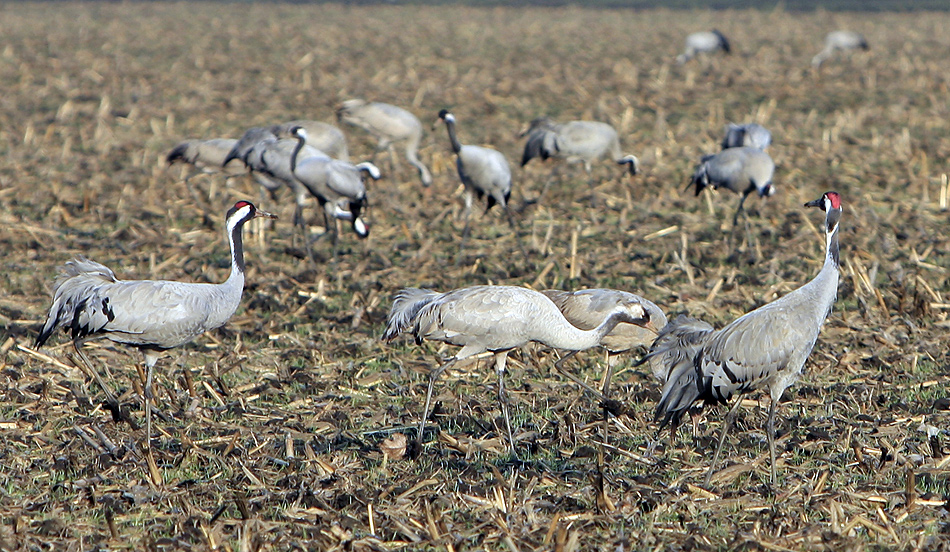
[289,126,379,244]
[520,117,640,178]
[542,289,666,397]
[812,31,869,68]
[690,146,775,227]
[337,99,432,187]
[721,123,772,152]
[652,191,842,485]
[677,30,731,64]
[167,138,248,180]
[35,201,276,444]
[382,285,652,458]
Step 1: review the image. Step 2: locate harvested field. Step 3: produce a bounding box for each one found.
[1,3,949,550]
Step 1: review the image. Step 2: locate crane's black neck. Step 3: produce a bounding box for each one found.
[290,133,307,173]
[228,215,248,274]
[443,117,462,154]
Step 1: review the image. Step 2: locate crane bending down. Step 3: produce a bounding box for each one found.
[690,146,775,227]
[520,117,640,177]
[812,31,869,69]
[35,201,276,443]
[337,99,432,187]
[652,191,842,485]
[289,126,379,243]
[677,30,731,64]
[542,289,666,399]
[382,285,651,457]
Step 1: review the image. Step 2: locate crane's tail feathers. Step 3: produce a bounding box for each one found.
[35,257,119,348]
[382,288,440,342]
[638,315,714,381]
[654,360,702,428]
[166,142,192,165]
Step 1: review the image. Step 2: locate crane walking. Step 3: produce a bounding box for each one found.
[35,201,276,445]
[382,285,651,457]
[652,191,842,485]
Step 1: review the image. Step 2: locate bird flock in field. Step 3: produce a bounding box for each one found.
[33,28,867,487]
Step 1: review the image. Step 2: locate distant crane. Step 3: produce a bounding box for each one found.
[520,117,640,178]
[690,146,775,227]
[721,123,772,152]
[433,109,517,248]
[812,31,869,69]
[289,126,379,243]
[166,138,248,180]
[166,138,249,206]
[653,191,842,485]
[270,120,349,161]
[337,99,432,187]
[382,285,651,457]
[677,30,731,64]
[35,201,276,443]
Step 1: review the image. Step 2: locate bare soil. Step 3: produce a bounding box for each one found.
[0,3,948,551]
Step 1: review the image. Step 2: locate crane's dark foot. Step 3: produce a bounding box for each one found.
[104,399,140,431]
[600,399,630,418]
[407,438,424,460]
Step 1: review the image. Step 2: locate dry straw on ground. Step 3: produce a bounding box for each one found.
[0,3,948,551]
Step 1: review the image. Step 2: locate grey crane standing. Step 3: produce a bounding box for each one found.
[721,123,772,152]
[337,99,432,187]
[653,191,842,485]
[270,120,349,162]
[382,285,651,457]
[289,126,379,244]
[812,31,869,69]
[520,117,640,178]
[35,201,276,445]
[677,30,731,64]
[434,109,518,251]
[690,146,775,227]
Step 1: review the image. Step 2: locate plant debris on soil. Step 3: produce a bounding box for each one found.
[1,3,949,551]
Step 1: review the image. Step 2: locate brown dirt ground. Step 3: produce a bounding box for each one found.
[0,3,948,551]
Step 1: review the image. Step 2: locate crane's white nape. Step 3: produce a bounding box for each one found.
[383,285,651,458]
[652,192,842,485]
[355,162,382,180]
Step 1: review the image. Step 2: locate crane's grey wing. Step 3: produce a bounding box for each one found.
[703,150,745,183]
[699,303,810,402]
[98,280,235,348]
[325,164,366,201]
[555,122,613,155]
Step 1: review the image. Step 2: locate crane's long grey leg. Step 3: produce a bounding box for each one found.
[704,396,745,487]
[417,357,458,449]
[767,395,779,486]
[493,352,518,459]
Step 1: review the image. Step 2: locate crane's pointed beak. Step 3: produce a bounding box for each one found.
[254,209,278,220]
[804,197,824,209]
